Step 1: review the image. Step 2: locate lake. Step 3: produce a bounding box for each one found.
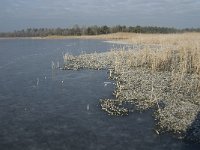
[0,39,199,150]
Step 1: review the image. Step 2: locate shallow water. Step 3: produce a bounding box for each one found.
[0,39,199,150]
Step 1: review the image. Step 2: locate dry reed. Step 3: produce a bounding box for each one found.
[63,32,200,142]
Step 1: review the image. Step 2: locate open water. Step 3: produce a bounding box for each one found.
[0,39,199,150]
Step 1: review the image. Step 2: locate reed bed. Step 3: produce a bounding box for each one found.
[63,32,200,142]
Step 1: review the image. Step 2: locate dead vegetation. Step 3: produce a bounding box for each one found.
[63,32,200,142]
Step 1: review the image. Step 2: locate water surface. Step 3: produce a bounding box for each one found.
[0,39,199,150]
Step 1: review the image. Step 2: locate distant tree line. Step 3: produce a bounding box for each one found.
[0,25,200,37]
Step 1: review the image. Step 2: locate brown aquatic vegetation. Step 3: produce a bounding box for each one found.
[63,32,200,142]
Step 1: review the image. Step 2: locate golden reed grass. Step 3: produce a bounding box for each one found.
[63,32,200,140]
[106,32,200,75]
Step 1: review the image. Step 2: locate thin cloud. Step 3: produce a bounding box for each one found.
[0,0,199,31]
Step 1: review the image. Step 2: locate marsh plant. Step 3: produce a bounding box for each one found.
[63,32,200,142]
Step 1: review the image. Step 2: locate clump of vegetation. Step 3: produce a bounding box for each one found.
[63,33,200,142]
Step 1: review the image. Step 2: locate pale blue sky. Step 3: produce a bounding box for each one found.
[0,0,200,31]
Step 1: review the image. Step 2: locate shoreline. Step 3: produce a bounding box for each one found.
[0,36,93,40]
[0,34,122,40]
[1,32,199,47]
[0,35,132,45]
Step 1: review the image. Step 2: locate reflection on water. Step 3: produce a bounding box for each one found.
[0,39,199,150]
